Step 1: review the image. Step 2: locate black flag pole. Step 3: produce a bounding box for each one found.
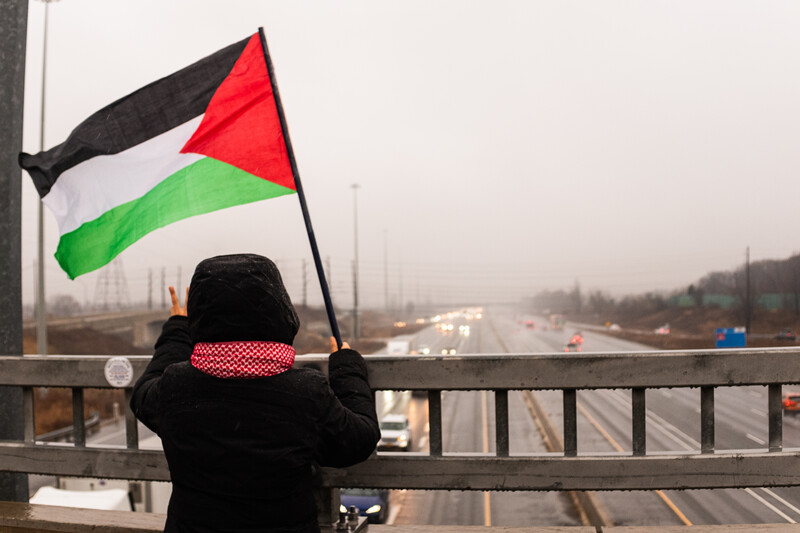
[257,27,343,349]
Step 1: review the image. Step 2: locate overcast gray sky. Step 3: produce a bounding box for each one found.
[19,0,800,310]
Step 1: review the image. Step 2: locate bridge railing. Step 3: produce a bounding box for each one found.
[2,348,800,523]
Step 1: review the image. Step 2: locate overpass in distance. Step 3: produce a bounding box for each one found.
[23,309,171,350]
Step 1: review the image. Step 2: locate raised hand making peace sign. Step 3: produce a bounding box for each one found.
[168,285,189,317]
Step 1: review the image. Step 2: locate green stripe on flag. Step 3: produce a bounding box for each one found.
[55,157,296,279]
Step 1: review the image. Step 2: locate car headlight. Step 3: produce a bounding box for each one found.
[340,505,347,513]
[398,434,407,442]
[366,505,382,514]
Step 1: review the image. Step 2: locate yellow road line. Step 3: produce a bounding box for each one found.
[576,402,623,453]
[576,400,692,526]
[481,389,492,526]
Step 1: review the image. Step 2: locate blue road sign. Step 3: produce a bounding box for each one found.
[716,327,746,348]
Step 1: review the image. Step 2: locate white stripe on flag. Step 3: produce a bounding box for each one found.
[44,116,205,236]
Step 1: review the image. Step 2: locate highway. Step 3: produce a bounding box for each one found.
[382,308,800,527]
[383,311,584,527]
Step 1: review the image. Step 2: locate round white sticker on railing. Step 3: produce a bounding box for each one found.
[104,357,133,388]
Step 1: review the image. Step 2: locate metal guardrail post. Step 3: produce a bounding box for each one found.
[632,388,646,456]
[72,388,86,447]
[563,389,577,457]
[23,388,35,444]
[769,383,782,452]
[313,486,340,529]
[124,388,139,449]
[495,390,509,457]
[428,390,443,456]
[0,0,29,503]
[701,386,715,454]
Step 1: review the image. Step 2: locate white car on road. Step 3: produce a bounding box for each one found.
[377,414,411,451]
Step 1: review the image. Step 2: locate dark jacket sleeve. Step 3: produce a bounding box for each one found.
[315,348,380,467]
[129,315,192,434]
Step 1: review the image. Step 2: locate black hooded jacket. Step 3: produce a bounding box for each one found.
[130,255,380,533]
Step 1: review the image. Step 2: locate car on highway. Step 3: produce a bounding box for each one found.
[441,347,457,355]
[776,329,797,341]
[783,392,800,415]
[417,344,431,355]
[340,488,389,524]
[377,414,411,451]
[654,324,671,335]
[563,342,581,353]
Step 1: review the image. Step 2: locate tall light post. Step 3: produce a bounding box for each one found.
[351,183,360,340]
[35,0,59,356]
[383,229,389,312]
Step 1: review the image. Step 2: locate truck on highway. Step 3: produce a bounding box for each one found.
[387,338,414,355]
[549,314,565,331]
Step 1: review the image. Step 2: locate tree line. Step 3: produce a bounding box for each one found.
[528,253,800,322]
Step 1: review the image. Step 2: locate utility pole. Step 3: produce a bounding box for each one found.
[147,268,153,310]
[352,260,358,339]
[384,230,389,312]
[398,260,404,314]
[351,183,360,340]
[160,267,166,309]
[745,246,752,334]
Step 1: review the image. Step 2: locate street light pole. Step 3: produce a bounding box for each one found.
[384,229,389,312]
[36,0,58,356]
[351,183,360,340]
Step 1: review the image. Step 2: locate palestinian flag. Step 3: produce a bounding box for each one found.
[19,32,296,279]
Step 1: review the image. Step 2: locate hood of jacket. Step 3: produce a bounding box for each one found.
[187,254,299,345]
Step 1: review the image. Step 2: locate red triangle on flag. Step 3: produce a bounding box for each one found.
[181,33,295,191]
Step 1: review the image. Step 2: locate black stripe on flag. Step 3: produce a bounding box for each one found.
[20,36,250,198]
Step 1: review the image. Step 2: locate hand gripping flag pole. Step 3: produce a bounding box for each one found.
[257,27,343,349]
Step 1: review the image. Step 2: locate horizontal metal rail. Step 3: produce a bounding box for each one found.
[5,348,800,389]
[36,412,100,443]
[2,348,800,493]
[4,444,800,491]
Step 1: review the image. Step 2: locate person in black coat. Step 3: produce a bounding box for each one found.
[130,254,380,533]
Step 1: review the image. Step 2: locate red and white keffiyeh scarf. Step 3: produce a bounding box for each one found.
[191,341,295,379]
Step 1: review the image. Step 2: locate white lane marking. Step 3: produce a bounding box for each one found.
[645,409,700,450]
[418,436,429,450]
[745,488,797,523]
[605,389,699,449]
[386,501,402,525]
[746,433,766,445]
[761,488,800,518]
[648,415,696,451]
[751,408,767,416]
[749,390,764,398]
[661,390,673,398]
